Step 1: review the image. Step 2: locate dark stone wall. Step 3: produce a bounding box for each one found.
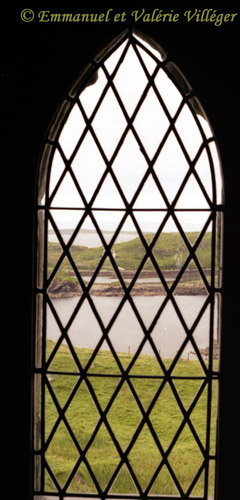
[4,4,240,498]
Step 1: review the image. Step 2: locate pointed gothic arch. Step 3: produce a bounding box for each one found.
[33,29,224,499]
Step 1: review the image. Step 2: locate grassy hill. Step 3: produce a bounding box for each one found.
[47,231,212,280]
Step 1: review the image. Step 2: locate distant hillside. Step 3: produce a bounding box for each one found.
[48,231,212,277]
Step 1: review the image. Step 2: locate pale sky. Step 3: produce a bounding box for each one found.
[48,33,222,234]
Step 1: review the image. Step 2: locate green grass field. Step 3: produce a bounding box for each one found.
[43,341,217,496]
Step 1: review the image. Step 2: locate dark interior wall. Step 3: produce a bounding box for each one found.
[4,4,240,498]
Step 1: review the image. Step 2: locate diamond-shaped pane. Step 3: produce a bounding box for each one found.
[155,69,183,117]
[47,258,82,325]
[111,130,148,202]
[45,421,80,489]
[113,45,148,116]
[151,216,190,283]
[45,384,59,442]
[130,259,166,329]
[150,382,183,451]
[195,223,212,284]
[107,381,142,450]
[103,39,128,74]
[71,131,106,202]
[194,148,213,202]
[175,104,203,160]
[92,87,126,160]
[86,423,120,490]
[47,226,63,279]
[136,46,157,74]
[153,131,189,204]
[59,103,86,160]
[133,87,169,159]
[111,215,146,284]
[173,270,209,327]
[108,302,145,363]
[49,149,66,198]
[68,299,104,360]
[168,424,204,493]
[151,301,186,363]
[89,270,123,328]
[65,381,100,449]
[128,423,162,491]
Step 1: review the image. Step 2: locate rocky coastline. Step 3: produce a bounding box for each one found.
[48,270,208,298]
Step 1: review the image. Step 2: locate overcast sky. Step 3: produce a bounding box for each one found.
[48,34,222,234]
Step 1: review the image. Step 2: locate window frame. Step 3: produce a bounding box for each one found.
[33,28,224,500]
[16,25,238,500]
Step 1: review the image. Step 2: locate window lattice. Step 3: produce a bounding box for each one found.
[34,29,224,500]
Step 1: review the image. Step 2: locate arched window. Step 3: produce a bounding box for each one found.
[33,29,224,499]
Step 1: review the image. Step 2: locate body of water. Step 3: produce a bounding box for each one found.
[48,231,138,248]
[47,295,215,360]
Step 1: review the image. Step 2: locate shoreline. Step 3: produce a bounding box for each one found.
[48,275,208,298]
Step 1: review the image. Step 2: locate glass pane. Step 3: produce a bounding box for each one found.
[168,425,204,494]
[92,173,125,208]
[92,87,126,160]
[108,302,145,363]
[59,104,86,159]
[175,104,203,160]
[153,131,189,204]
[137,46,157,74]
[113,45,148,116]
[209,141,224,204]
[49,209,85,245]
[133,87,169,159]
[155,68,183,117]
[68,299,104,356]
[133,174,167,208]
[49,149,65,199]
[38,143,52,205]
[71,131,106,202]
[133,32,166,62]
[79,68,107,117]
[104,39,128,74]
[86,423,121,490]
[50,171,85,208]
[111,130,148,203]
